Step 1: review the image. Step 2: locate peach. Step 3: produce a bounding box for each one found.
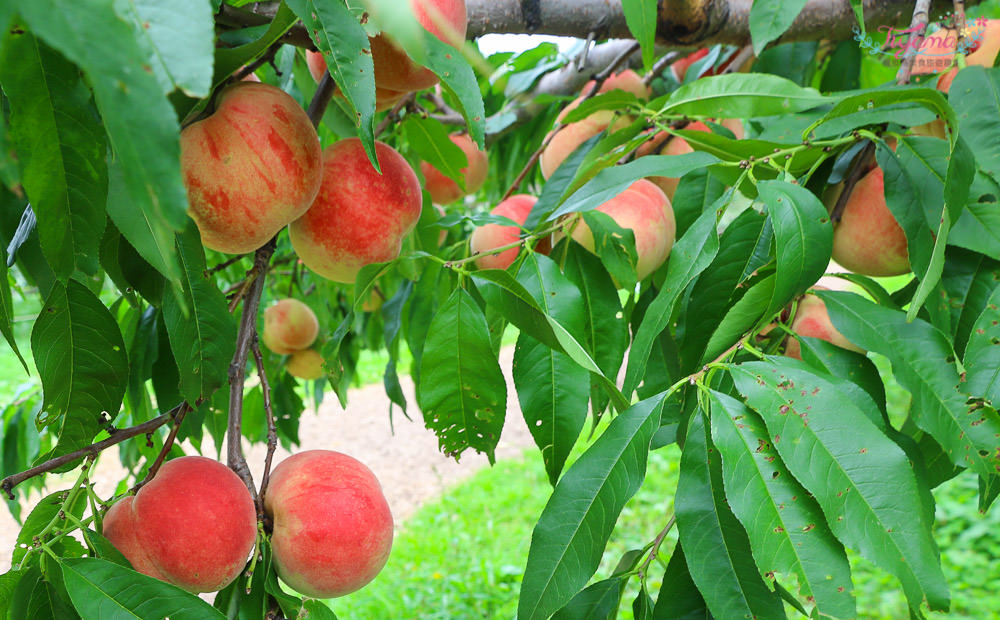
[262,299,319,355]
[286,349,325,380]
[420,133,488,205]
[831,166,910,277]
[671,48,710,82]
[181,82,323,254]
[102,456,257,593]
[638,121,712,200]
[571,179,676,282]
[581,69,650,99]
[937,19,1000,92]
[784,292,864,359]
[305,51,408,111]
[368,0,468,93]
[264,450,394,599]
[469,194,539,269]
[289,138,422,283]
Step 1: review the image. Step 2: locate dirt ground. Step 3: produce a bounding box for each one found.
[0,348,534,573]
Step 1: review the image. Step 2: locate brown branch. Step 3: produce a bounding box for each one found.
[307,72,338,128]
[209,253,247,275]
[643,50,681,86]
[720,45,754,74]
[830,140,876,225]
[375,93,416,138]
[133,403,192,492]
[227,240,276,500]
[251,339,279,520]
[0,404,186,499]
[954,0,967,52]
[895,0,933,85]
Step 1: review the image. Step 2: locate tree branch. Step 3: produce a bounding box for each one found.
[895,0,933,85]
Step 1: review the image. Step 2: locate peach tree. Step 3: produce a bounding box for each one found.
[1,0,1000,618]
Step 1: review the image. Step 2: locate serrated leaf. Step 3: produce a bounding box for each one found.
[675,410,787,620]
[749,0,810,55]
[0,32,107,280]
[820,290,1000,481]
[31,280,128,461]
[708,389,855,619]
[517,395,665,620]
[21,0,190,244]
[120,0,214,97]
[61,557,225,620]
[758,180,833,319]
[162,224,236,405]
[623,206,721,397]
[730,360,950,611]
[417,288,506,462]
[423,33,486,148]
[662,73,828,119]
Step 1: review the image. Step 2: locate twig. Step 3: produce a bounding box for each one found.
[954,0,967,53]
[251,339,279,519]
[830,141,876,224]
[637,514,676,579]
[642,51,681,86]
[1,404,186,499]
[307,72,338,128]
[133,402,192,492]
[233,43,282,83]
[720,45,754,74]
[375,93,416,138]
[227,240,277,500]
[500,41,641,201]
[895,0,933,85]
[209,253,247,275]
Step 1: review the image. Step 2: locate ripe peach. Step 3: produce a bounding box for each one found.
[262,299,319,355]
[369,0,468,93]
[784,292,864,359]
[181,82,323,254]
[289,138,422,283]
[638,121,711,200]
[264,450,394,599]
[102,456,257,593]
[286,349,325,380]
[831,166,910,277]
[305,51,408,111]
[420,133,488,205]
[469,194,539,269]
[571,179,676,281]
[933,20,1000,92]
[581,69,650,99]
[671,48,710,82]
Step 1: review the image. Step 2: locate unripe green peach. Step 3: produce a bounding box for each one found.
[286,349,325,380]
[264,450,394,599]
[262,299,319,355]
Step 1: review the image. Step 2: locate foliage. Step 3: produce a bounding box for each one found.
[1,0,1000,618]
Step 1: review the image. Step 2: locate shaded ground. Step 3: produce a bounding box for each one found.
[0,348,534,573]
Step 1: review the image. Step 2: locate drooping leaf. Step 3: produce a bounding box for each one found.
[417,288,506,462]
[0,241,27,372]
[662,73,828,119]
[162,224,237,405]
[517,395,665,620]
[701,273,776,365]
[963,282,1000,404]
[652,542,709,620]
[621,0,656,69]
[730,359,950,611]
[0,32,107,281]
[61,557,225,620]
[749,0,810,55]
[551,577,624,620]
[31,280,128,462]
[403,116,466,187]
[708,390,855,619]
[119,0,214,97]
[675,410,787,620]
[951,66,1000,180]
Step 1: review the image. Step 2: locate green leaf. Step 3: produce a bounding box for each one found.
[963,282,1000,404]
[951,66,1000,181]
[757,180,833,319]
[708,390,855,619]
[12,489,87,566]
[61,557,225,620]
[820,290,1000,481]
[286,0,376,161]
[701,273,776,365]
[119,0,214,97]
[662,73,828,119]
[31,280,128,461]
[730,359,950,611]
[623,206,721,396]
[417,288,507,462]
[212,3,298,90]
[21,0,190,244]
[579,210,638,288]
[951,173,1000,259]
[749,0,810,55]
[0,568,30,616]
[652,543,709,619]
[162,224,237,405]
[423,34,486,149]
[807,86,955,142]
[513,254,590,484]
[0,241,28,372]
[404,116,466,186]
[621,0,656,69]
[517,394,665,620]
[551,577,624,620]
[0,32,107,280]
[675,410,787,620]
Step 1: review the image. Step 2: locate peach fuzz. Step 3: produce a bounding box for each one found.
[420,133,488,205]
[262,298,319,355]
[470,194,539,270]
[784,292,864,359]
[181,82,322,254]
[286,349,325,380]
[102,456,257,593]
[831,166,910,277]
[369,0,468,93]
[264,450,394,599]
[571,179,676,281]
[289,138,422,284]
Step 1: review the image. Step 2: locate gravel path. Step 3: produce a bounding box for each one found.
[0,348,535,573]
